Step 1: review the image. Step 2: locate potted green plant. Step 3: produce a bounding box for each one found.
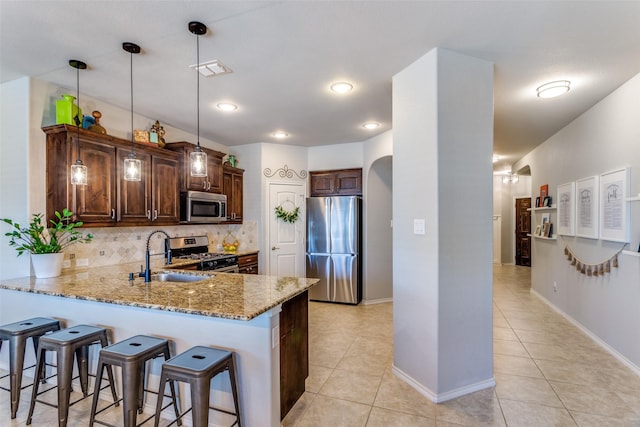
[1,208,93,278]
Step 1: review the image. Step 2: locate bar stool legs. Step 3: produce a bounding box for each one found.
[89,335,181,427]
[0,317,60,419]
[154,346,241,427]
[26,325,118,427]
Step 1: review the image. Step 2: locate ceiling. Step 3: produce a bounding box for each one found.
[2,1,640,172]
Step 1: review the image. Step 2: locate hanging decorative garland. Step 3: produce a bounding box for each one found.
[562,238,627,277]
[275,200,300,223]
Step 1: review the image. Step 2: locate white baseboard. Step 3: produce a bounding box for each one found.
[362,297,393,305]
[531,289,640,376]
[391,364,495,403]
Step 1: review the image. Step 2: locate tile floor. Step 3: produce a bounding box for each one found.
[3,264,640,426]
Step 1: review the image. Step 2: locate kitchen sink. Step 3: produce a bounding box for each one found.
[152,272,213,283]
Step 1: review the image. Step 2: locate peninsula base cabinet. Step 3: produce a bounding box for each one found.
[280,290,309,419]
[238,252,259,274]
[44,125,180,227]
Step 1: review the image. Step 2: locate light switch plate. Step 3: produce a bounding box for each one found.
[413,219,426,235]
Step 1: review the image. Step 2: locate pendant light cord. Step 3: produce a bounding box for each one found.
[196,32,200,149]
[76,64,81,161]
[130,49,134,156]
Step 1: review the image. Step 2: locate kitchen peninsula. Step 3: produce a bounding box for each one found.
[0,263,318,426]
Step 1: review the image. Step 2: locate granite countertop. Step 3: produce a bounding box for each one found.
[0,261,318,321]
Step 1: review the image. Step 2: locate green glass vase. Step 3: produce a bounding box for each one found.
[56,94,82,126]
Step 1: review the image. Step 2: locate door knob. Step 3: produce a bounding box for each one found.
[271,246,280,251]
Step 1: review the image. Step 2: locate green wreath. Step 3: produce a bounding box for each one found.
[275,204,300,223]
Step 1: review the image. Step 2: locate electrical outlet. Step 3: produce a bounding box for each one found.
[553,281,558,292]
[76,258,89,267]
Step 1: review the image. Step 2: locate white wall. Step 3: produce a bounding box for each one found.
[307,142,363,172]
[393,48,494,401]
[0,78,30,277]
[513,72,640,370]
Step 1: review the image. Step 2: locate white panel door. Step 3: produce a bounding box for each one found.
[268,182,306,276]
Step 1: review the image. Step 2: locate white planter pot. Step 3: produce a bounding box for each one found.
[31,253,64,278]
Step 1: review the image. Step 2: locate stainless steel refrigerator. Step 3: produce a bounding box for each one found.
[306,196,362,304]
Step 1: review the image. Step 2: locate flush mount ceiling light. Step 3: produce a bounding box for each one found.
[69,59,88,186]
[362,122,380,130]
[330,81,353,94]
[190,59,232,77]
[272,131,289,139]
[537,80,570,98]
[502,172,519,184]
[123,42,142,182]
[189,21,208,178]
[217,102,238,112]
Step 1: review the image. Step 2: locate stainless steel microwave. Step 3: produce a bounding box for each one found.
[180,191,227,223]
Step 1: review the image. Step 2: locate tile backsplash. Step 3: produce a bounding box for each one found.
[63,221,257,271]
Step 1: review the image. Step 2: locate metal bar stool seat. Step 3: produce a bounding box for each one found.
[153,345,241,427]
[89,335,181,427]
[26,325,118,427]
[0,317,60,419]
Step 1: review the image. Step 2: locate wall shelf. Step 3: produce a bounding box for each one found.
[533,235,557,241]
[622,250,640,257]
[527,205,557,212]
[626,196,640,202]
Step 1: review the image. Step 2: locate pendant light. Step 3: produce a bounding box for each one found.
[69,59,88,185]
[123,42,142,181]
[188,21,208,177]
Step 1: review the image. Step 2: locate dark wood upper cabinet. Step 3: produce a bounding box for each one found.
[223,165,244,223]
[309,168,362,196]
[44,124,180,227]
[165,142,225,194]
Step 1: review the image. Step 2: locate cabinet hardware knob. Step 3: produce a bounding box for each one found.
[153,210,158,220]
[111,208,116,219]
[147,210,151,220]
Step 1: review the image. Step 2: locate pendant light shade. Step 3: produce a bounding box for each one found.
[123,42,142,182]
[69,59,88,186]
[189,21,208,177]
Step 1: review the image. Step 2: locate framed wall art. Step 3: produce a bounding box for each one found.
[576,176,599,239]
[599,167,629,242]
[556,182,575,236]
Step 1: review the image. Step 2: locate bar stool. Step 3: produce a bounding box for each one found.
[26,325,118,427]
[153,346,241,427]
[89,335,181,427]
[0,317,60,419]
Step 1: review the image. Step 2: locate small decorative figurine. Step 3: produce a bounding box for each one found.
[150,120,166,148]
[87,110,106,134]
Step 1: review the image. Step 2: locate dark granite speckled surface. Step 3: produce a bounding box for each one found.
[0,260,318,321]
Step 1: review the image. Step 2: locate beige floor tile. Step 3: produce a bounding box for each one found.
[282,392,317,427]
[550,381,639,419]
[494,372,562,407]
[500,399,577,427]
[436,388,506,427]
[294,394,371,427]
[493,354,544,378]
[365,406,434,426]
[373,372,436,418]
[335,351,391,377]
[534,358,600,386]
[494,339,529,357]
[570,410,640,427]
[493,327,519,342]
[305,364,333,393]
[319,368,382,405]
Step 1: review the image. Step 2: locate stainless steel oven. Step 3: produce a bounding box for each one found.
[168,235,239,272]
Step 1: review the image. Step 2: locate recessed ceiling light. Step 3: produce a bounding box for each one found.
[537,80,570,98]
[330,81,353,94]
[190,59,232,77]
[217,102,237,112]
[272,131,289,139]
[362,122,380,130]
[492,155,500,163]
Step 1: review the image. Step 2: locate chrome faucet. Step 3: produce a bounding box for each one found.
[134,230,172,282]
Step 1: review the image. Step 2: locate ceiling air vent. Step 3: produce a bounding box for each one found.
[190,60,232,77]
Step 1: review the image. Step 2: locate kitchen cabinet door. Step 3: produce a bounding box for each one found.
[152,155,180,224]
[117,149,152,224]
[309,168,362,196]
[223,165,244,223]
[165,142,225,193]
